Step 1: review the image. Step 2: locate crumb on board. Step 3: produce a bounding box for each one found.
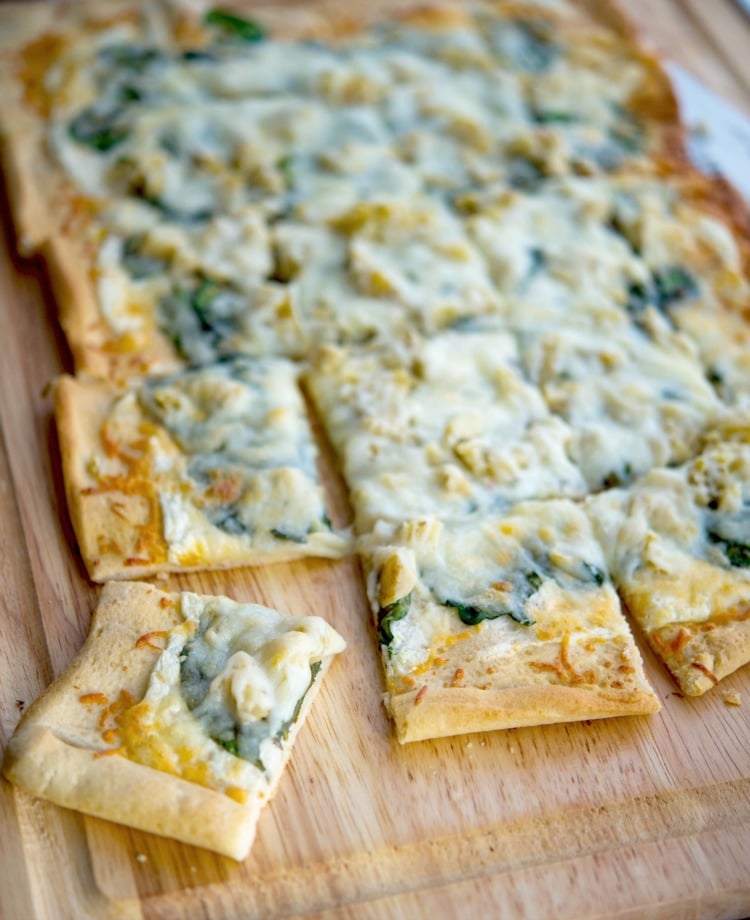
[135,853,148,863]
[722,689,742,707]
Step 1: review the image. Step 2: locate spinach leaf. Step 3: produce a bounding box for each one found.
[708,531,750,568]
[377,594,411,646]
[158,280,243,365]
[532,109,574,124]
[206,503,249,536]
[625,280,650,316]
[625,267,698,319]
[217,736,239,756]
[582,562,605,585]
[270,527,306,544]
[525,570,543,592]
[181,48,217,63]
[277,660,322,742]
[204,8,266,42]
[506,156,544,191]
[601,463,633,489]
[444,599,534,627]
[653,267,699,309]
[69,107,128,152]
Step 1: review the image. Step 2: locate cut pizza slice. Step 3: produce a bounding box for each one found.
[2,581,346,859]
[517,321,722,490]
[56,356,348,582]
[358,500,659,743]
[304,330,587,533]
[587,420,750,695]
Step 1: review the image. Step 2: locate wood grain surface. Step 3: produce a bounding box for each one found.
[1,1,750,918]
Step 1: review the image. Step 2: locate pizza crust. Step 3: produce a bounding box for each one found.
[382,623,660,743]
[2,581,343,859]
[0,0,688,379]
[647,614,750,697]
[388,682,660,744]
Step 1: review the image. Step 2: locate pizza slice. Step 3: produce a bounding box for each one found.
[587,420,750,695]
[304,330,587,532]
[0,0,682,383]
[358,500,659,743]
[56,356,349,582]
[517,321,721,490]
[2,581,346,859]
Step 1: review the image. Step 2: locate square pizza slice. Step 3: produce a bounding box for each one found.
[587,420,750,695]
[56,356,349,582]
[304,330,587,533]
[2,581,346,859]
[358,500,659,743]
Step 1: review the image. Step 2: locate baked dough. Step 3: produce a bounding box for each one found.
[587,424,750,695]
[55,358,349,581]
[359,504,659,742]
[2,581,346,859]
[0,0,684,379]
[2,0,750,742]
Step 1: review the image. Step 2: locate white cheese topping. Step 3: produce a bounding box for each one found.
[122,593,345,791]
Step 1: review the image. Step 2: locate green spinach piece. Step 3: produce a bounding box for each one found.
[708,532,750,568]
[525,570,543,592]
[625,280,650,316]
[601,463,633,489]
[206,503,249,536]
[204,8,266,42]
[270,527,306,544]
[69,107,128,152]
[532,109,574,124]
[158,280,243,365]
[625,267,698,319]
[506,156,544,191]
[653,267,699,309]
[377,594,411,646]
[582,562,605,585]
[444,599,534,627]
[218,737,239,756]
[277,660,322,742]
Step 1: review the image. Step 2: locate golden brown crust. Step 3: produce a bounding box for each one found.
[0,0,691,380]
[648,609,750,697]
[55,374,169,581]
[383,628,660,743]
[2,581,341,859]
[388,683,660,744]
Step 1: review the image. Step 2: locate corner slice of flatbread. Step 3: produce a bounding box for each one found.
[358,500,659,743]
[2,581,346,860]
[55,356,350,582]
[587,419,750,696]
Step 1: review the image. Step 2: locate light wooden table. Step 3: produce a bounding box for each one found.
[1,2,750,918]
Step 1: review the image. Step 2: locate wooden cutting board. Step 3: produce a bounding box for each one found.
[1,1,750,917]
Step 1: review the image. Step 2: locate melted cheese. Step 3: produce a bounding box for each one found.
[39,1,690,364]
[587,435,750,631]
[306,331,587,530]
[360,500,633,682]
[519,323,721,488]
[118,592,345,793]
[92,358,347,565]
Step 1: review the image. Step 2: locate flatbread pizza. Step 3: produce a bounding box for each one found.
[2,581,346,859]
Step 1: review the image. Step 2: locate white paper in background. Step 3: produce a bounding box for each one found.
[666,62,750,201]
